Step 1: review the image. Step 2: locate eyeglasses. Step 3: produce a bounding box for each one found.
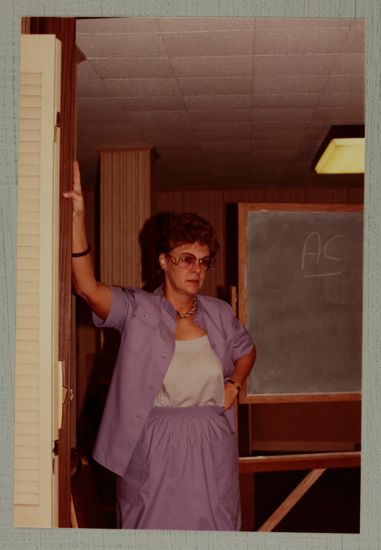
[165,252,215,272]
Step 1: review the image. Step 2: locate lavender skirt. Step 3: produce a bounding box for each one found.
[115,405,241,531]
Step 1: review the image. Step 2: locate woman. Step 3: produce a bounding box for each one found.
[64,161,256,531]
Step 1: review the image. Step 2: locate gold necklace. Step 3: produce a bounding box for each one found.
[175,297,197,320]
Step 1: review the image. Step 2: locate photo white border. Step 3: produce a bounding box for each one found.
[1,2,379,549]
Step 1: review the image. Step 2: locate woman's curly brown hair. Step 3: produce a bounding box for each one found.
[155,212,220,258]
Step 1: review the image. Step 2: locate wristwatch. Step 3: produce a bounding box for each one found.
[225,378,242,393]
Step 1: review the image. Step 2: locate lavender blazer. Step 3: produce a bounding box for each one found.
[92,285,254,477]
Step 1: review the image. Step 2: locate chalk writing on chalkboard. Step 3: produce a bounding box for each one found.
[301,233,344,278]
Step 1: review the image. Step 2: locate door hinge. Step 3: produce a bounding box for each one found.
[52,439,59,474]
[53,439,59,456]
[54,112,61,142]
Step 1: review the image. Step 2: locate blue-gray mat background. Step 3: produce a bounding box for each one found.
[1,1,379,549]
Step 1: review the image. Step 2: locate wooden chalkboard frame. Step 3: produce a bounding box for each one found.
[238,202,363,404]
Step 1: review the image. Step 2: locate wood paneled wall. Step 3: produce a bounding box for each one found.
[99,148,155,288]
[155,185,364,298]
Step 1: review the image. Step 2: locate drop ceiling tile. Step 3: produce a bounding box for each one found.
[105,78,180,97]
[117,96,185,112]
[312,107,364,123]
[125,110,190,124]
[303,140,329,158]
[206,156,252,170]
[309,123,333,135]
[298,138,322,156]
[254,18,353,29]
[252,108,313,122]
[170,55,252,77]
[342,25,365,53]
[157,17,255,32]
[318,93,364,109]
[162,30,254,57]
[162,150,205,164]
[195,121,250,133]
[140,132,197,145]
[77,79,113,98]
[140,129,197,142]
[251,132,305,145]
[332,54,364,75]
[252,141,304,153]
[324,75,364,94]
[253,54,337,76]
[76,17,160,34]
[78,122,143,142]
[253,148,303,161]
[90,57,174,78]
[77,60,100,80]
[178,76,252,96]
[97,136,150,149]
[194,121,251,140]
[188,110,251,123]
[77,98,126,123]
[250,163,284,175]
[78,135,147,151]
[184,95,252,110]
[251,121,311,135]
[134,122,193,134]
[78,136,150,154]
[253,94,320,109]
[255,27,348,55]
[253,75,327,94]
[200,140,251,153]
[156,144,202,155]
[76,33,167,58]
[205,150,252,162]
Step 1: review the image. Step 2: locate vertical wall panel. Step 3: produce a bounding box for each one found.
[99,148,154,287]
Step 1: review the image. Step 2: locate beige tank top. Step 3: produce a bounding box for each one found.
[153,335,225,407]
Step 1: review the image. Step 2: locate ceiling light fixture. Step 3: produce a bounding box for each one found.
[313,125,365,174]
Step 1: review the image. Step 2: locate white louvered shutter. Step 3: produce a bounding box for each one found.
[14,35,61,528]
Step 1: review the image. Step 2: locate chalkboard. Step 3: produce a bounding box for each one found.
[238,203,363,402]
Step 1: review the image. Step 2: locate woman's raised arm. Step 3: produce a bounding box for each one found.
[63,160,112,321]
